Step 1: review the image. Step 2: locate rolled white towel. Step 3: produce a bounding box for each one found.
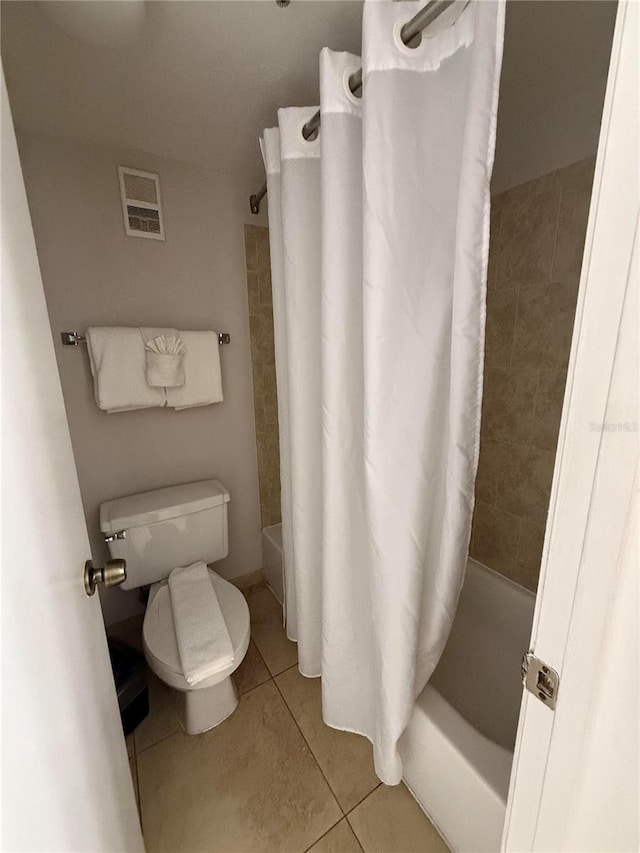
[168,561,234,686]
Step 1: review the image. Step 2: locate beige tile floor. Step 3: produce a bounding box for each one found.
[121,583,450,853]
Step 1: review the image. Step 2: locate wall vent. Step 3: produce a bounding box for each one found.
[118,166,165,240]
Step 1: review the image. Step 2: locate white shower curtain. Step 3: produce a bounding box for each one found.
[263,0,504,784]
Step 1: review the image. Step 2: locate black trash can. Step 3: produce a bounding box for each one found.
[108,638,149,736]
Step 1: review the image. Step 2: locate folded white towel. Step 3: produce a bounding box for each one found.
[166,331,223,410]
[140,328,186,387]
[86,327,166,413]
[168,561,234,686]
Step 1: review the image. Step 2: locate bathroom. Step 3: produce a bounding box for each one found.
[2,1,637,852]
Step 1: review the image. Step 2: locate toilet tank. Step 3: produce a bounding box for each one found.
[100,479,230,590]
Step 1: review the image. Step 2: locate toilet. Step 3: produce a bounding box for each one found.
[100,479,250,734]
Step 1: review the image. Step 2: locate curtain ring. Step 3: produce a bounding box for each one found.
[343,66,362,107]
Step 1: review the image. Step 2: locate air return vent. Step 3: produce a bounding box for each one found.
[118,166,165,240]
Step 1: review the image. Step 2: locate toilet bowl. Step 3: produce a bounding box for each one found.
[100,479,251,733]
[144,569,250,733]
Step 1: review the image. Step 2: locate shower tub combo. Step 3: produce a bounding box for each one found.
[400,558,534,851]
[261,526,535,853]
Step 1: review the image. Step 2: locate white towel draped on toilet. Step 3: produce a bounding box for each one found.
[168,561,234,686]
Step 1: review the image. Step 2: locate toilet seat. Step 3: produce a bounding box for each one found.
[143,569,250,692]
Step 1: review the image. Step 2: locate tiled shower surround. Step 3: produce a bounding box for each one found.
[471,156,596,591]
[244,225,281,528]
[244,156,595,592]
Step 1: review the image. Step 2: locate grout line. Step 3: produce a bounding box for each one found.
[264,659,297,679]
[271,674,346,819]
[344,814,366,853]
[254,608,380,833]
[507,281,521,370]
[249,636,271,672]
[236,673,273,699]
[493,192,504,289]
[136,765,144,838]
[473,498,526,524]
[301,816,346,853]
[271,661,382,823]
[130,736,144,837]
[344,781,383,817]
[135,723,181,757]
[273,661,299,676]
[132,738,141,812]
[548,184,564,282]
[528,368,542,446]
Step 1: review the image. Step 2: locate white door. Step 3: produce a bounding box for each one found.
[503,2,639,850]
[1,74,144,852]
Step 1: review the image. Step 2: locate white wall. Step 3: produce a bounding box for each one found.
[17,132,263,624]
[492,77,610,194]
[491,0,616,193]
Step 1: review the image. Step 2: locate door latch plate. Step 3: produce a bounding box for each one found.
[521,652,559,710]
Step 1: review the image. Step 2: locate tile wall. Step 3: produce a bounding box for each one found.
[244,225,281,528]
[471,157,596,591]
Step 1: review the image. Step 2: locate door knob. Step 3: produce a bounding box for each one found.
[84,558,127,597]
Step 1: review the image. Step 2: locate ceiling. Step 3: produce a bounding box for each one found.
[1,0,617,189]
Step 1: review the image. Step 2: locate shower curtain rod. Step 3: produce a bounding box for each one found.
[249,0,456,214]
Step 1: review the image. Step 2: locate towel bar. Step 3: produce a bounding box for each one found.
[61,330,231,347]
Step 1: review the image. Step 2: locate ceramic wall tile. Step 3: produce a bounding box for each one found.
[244,224,258,273]
[515,519,546,592]
[486,206,502,289]
[474,438,507,505]
[245,225,281,529]
[485,286,518,368]
[247,270,260,312]
[511,280,578,371]
[473,156,594,591]
[496,185,561,288]
[495,444,555,525]
[481,366,538,444]
[470,501,521,576]
[532,369,567,451]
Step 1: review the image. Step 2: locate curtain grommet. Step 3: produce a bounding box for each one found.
[393,16,425,56]
[299,114,321,147]
[393,2,471,57]
[342,65,363,108]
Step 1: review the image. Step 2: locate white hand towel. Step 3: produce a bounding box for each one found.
[86,327,166,413]
[168,561,234,686]
[166,330,224,410]
[140,328,186,387]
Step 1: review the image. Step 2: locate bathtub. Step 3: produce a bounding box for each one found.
[400,558,535,852]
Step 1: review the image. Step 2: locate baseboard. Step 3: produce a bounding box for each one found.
[229,568,265,591]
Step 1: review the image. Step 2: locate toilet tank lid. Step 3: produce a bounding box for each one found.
[100,479,230,533]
